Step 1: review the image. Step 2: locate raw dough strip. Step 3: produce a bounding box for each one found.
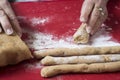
[41,61,120,77]
[41,54,120,65]
[34,46,120,59]
[73,23,89,44]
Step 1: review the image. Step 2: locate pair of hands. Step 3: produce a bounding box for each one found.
[0,0,108,36]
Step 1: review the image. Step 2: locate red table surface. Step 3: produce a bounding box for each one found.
[0,0,120,80]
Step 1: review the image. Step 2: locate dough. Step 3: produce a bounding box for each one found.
[41,54,120,65]
[0,33,33,67]
[34,46,120,59]
[41,61,120,77]
[73,23,89,44]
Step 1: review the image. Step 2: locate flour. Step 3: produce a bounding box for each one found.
[30,17,49,26]
[23,24,120,51]
[24,62,43,69]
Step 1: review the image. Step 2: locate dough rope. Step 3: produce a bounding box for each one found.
[73,23,89,44]
[34,46,120,59]
[41,54,120,65]
[41,61,120,77]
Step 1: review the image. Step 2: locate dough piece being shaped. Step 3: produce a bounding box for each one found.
[41,61,120,77]
[73,23,89,44]
[41,54,120,65]
[0,33,33,67]
[34,46,120,59]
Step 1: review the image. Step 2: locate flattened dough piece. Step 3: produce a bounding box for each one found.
[73,23,89,44]
[41,54,120,65]
[0,33,33,67]
[41,61,120,77]
[34,46,120,59]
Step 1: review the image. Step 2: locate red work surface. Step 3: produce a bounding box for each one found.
[0,0,120,80]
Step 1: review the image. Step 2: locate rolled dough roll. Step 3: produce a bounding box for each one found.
[41,54,120,65]
[0,33,33,67]
[41,61,120,77]
[73,23,89,44]
[34,46,120,59]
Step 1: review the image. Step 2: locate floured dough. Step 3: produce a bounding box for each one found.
[34,46,120,59]
[0,33,33,67]
[41,54,120,65]
[41,61,120,77]
[73,23,89,44]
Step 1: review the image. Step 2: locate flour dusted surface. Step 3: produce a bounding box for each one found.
[23,25,120,51]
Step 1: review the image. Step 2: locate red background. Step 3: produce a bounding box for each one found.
[0,0,120,80]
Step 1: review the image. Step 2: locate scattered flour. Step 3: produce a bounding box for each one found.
[23,25,120,51]
[30,17,49,26]
[17,16,50,27]
[24,62,43,69]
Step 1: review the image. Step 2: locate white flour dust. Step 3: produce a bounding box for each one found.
[17,16,50,27]
[23,24,120,51]
[24,62,43,69]
[30,17,49,26]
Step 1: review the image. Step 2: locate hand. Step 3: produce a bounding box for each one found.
[0,0,22,36]
[80,0,108,35]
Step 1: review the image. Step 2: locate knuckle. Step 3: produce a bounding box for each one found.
[0,10,5,16]
[10,16,17,21]
[0,0,8,5]
[4,24,11,28]
[93,11,100,16]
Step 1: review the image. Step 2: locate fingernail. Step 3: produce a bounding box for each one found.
[86,26,91,33]
[6,28,13,35]
[80,17,86,22]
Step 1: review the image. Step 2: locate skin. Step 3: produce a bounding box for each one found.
[0,0,22,36]
[0,0,108,36]
[80,0,109,35]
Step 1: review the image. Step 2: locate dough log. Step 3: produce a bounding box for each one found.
[41,61,120,77]
[41,54,120,65]
[73,23,89,44]
[34,46,120,59]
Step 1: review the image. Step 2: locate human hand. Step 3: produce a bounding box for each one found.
[0,0,22,36]
[80,0,108,35]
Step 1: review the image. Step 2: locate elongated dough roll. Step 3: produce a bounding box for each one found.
[41,61,120,77]
[41,54,120,65]
[34,46,120,59]
[73,23,89,44]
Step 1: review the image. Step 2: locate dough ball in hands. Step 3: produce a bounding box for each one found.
[73,23,90,44]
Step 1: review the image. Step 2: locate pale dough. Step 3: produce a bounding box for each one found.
[0,33,33,67]
[34,46,120,59]
[41,54,120,65]
[73,23,89,44]
[41,61,120,77]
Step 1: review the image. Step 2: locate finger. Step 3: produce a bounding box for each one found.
[0,10,13,35]
[91,7,108,35]
[1,2,22,37]
[0,25,2,33]
[86,5,101,33]
[80,0,94,22]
